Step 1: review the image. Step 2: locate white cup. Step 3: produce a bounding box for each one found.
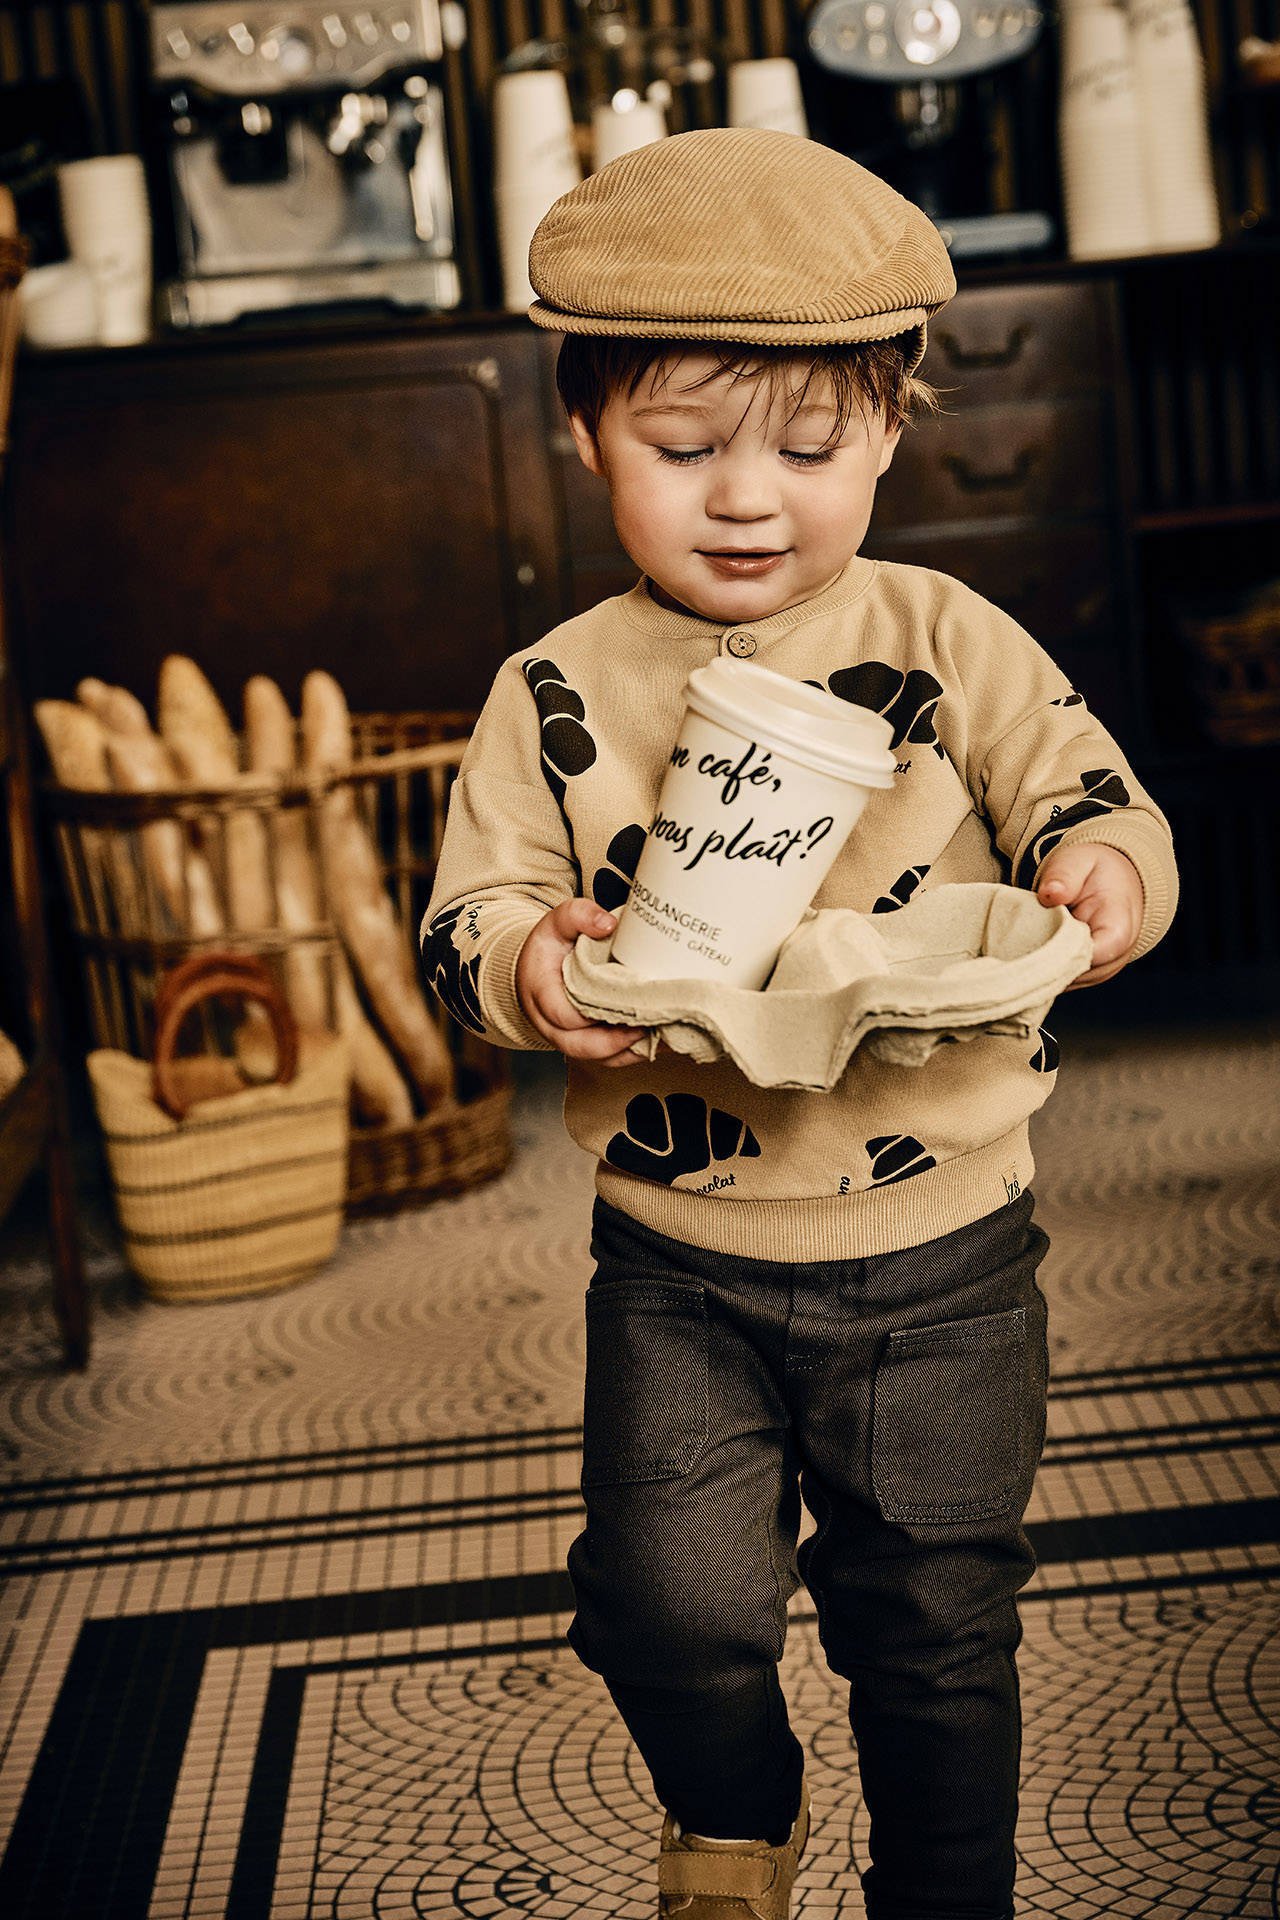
[592,96,666,170]
[57,154,153,344]
[495,187,564,309]
[610,658,896,988]
[727,59,809,137]
[19,260,100,348]
[1128,0,1219,249]
[1057,6,1151,259]
[492,70,580,198]
[492,70,581,309]
[57,155,149,258]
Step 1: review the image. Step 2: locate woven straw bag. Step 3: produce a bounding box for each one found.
[88,953,350,1302]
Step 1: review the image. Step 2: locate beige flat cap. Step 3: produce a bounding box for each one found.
[528,126,956,372]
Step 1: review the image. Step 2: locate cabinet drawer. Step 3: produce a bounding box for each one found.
[875,399,1109,532]
[920,283,1107,404]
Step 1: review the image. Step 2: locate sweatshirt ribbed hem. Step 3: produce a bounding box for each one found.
[595,1126,1035,1262]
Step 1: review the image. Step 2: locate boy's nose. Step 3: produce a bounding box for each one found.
[705,457,782,524]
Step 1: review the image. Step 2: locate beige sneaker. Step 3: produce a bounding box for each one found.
[657,1776,810,1919]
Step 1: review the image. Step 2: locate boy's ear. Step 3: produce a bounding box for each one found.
[567,411,606,478]
[876,419,905,478]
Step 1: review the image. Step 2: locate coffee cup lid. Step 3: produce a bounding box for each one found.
[685,657,897,787]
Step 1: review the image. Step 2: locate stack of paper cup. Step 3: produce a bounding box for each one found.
[56,154,153,345]
[1057,1,1152,260]
[727,58,809,138]
[493,70,582,311]
[592,93,666,170]
[1129,0,1220,251]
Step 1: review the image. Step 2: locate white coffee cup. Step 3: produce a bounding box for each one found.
[727,59,809,137]
[20,260,99,348]
[57,155,149,255]
[592,95,666,170]
[1057,5,1151,259]
[492,70,581,309]
[492,70,580,194]
[57,155,153,344]
[610,658,896,988]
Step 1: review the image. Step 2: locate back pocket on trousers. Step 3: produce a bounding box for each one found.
[582,1279,709,1487]
[871,1305,1026,1525]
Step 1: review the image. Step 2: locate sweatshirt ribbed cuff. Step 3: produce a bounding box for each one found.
[480,918,559,1053]
[1034,813,1179,964]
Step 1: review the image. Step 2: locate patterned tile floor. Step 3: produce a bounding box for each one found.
[0,1015,1277,1918]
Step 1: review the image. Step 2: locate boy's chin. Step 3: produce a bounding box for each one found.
[647,571,796,625]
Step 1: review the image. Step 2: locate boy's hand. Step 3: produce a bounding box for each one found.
[516,900,649,1065]
[1036,844,1144,991]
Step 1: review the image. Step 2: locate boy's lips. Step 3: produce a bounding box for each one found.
[698,549,788,578]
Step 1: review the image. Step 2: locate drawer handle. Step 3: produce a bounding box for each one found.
[935,324,1032,371]
[941,449,1038,493]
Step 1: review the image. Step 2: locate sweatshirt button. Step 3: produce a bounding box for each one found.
[725,632,757,658]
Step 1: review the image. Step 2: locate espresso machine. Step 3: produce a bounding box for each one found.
[803,0,1056,257]
[151,0,462,324]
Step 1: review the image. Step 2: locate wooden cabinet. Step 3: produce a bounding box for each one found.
[10,320,563,715]
[863,279,1131,739]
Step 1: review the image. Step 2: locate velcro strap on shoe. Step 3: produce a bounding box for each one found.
[659,1852,777,1900]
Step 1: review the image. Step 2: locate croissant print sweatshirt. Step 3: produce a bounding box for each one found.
[422,557,1179,1260]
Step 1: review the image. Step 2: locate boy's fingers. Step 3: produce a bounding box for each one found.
[1036,843,1106,909]
[561,1023,647,1061]
[550,899,618,944]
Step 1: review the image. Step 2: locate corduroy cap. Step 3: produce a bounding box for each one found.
[528,126,956,373]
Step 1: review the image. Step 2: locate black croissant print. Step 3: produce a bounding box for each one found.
[606,1092,761,1186]
[1029,1028,1060,1074]
[866,1133,937,1185]
[593,823,647,913]
[873,865,931,913]
[824,661,945,758]
[523,657,597,888]
[422,902,486,1035]
[1015,769,1131,889]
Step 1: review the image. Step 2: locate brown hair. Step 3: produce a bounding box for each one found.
[556,333,940,444]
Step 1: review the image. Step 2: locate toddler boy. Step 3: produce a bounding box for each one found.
[423,128,1178,1920]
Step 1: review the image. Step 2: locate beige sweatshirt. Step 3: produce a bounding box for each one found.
[423,556,1179,1260]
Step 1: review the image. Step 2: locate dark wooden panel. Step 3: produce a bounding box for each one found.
[920,283,1107,404]
[864,520,1117,643]
[876,397,1110,531]
[10,329,559,714]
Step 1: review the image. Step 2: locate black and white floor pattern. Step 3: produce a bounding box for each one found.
[0,1017,1277,1918]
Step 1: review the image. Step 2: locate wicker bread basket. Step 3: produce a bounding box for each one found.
[45,710,511,1215]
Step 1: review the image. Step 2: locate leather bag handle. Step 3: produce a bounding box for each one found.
[152,952,299,1120]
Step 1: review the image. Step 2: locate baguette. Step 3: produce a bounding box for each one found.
[158,654,239,770]
[35,699,144,934]
[84,685,224,940]
[302,670,455,1111]
[159,655,273,936]
[0,1027,25,1101]
[244,674,414,1125]
[76,677,152,739]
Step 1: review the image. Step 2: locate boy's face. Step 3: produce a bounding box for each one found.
[568,352,902,624]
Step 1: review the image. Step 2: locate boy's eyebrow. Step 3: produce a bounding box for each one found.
[629,398,841,425]
[630,399,717,418]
